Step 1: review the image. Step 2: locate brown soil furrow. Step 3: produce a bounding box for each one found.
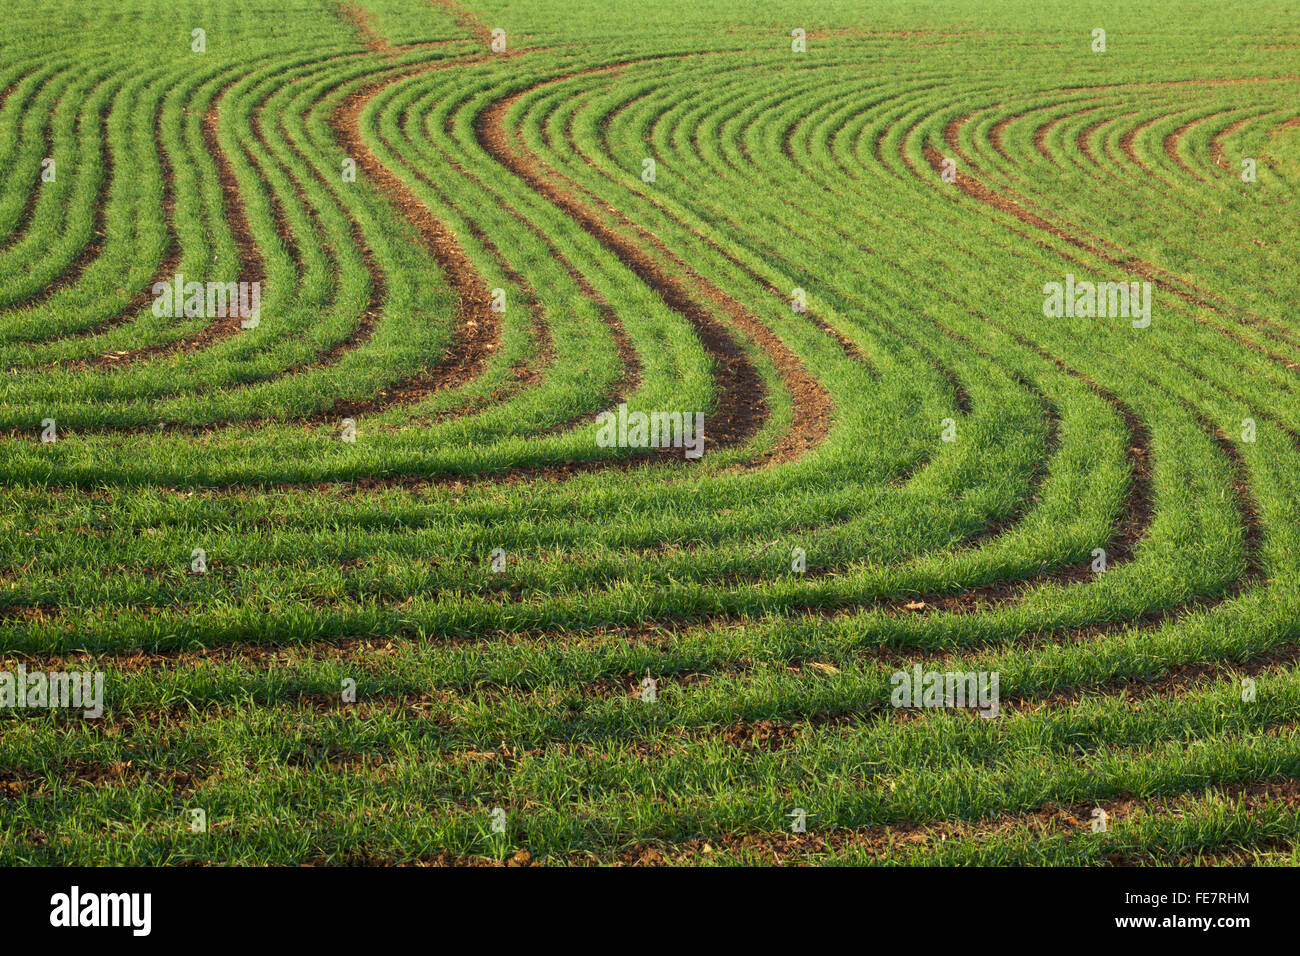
[1023,642,1299,714]
[1163,115,1209,182]
[252,110,305,265]
[0,761,206,800]
[1210,114,1258,171]
[1076,113,1109,165]
[571,97,834,455]
[1118,115,1152,170]
[328,70,503,410]
[320,6,562,418]
[988,111,1015,161]
[648,644,1300,753]
[372,771,1300,864]
[1202,419,1267,583]
[1010,98,1102,164]
[196,90,267,339]
[1033,114,1055,160]
[476,91,797,459]
[426,0,501,50]
[0,72,18,113]
[340,3,391,55]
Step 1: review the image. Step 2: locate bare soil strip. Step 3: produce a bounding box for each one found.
[340,3,391,55]
[328,70,503,409]
[1210,113,1258,170]
[1163,116,1210,182]
[478,80,834,462]
[194,86,266,344]
[426,0,498,49]
[1075,114,1110,165]
[477,93,771,456]
[330,7,566,418]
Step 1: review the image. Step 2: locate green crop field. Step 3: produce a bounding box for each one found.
[1,0,1298,868]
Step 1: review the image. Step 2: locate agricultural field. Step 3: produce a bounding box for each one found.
[0,0,1298,868]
